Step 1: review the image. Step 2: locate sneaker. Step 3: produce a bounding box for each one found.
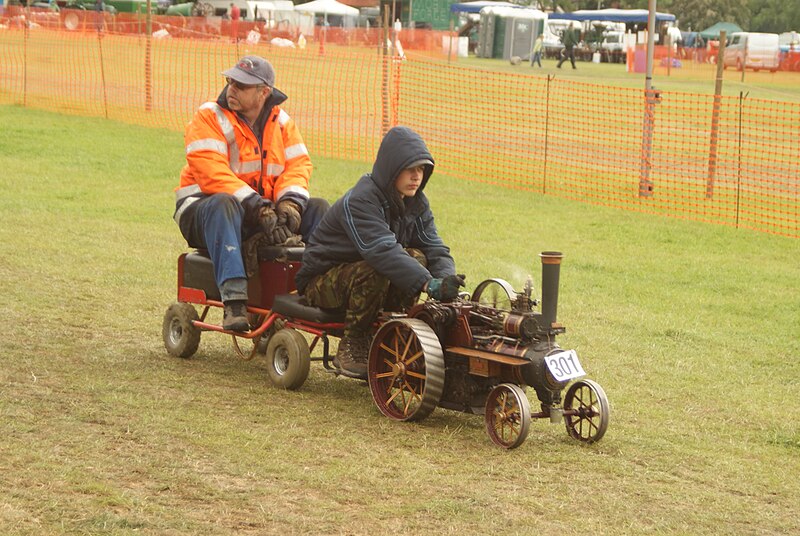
[223,300,250,332]
[333,336,370,379]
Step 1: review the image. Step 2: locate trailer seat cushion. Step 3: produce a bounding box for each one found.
[272,294,345,324]
[258,245,305,262]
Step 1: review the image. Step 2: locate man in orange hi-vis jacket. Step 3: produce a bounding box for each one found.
[173,55,328,332]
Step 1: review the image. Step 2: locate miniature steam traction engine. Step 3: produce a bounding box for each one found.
[163,249,610,449]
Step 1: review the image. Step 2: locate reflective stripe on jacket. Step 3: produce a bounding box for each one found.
[174,99,312,222]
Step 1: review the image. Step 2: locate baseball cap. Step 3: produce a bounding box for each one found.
[407,158,433,168]
[222,56,275,86]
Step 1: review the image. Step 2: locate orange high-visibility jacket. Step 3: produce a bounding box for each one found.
[174,96,312,224]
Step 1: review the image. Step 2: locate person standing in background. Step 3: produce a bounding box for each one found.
[230,3,241,43]
[530,33,544,67]
[557,24,578,69]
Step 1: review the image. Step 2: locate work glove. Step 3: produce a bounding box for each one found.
[258,205,278,237]
[271,223,294,245]
[426,274,466,302]
[276,200,302,234]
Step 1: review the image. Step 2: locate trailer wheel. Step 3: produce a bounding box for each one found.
[265,328,310,390]
[368,318,444,422]
[563,379,610,443]
[484,383,531,449]
[472,278,517,311]
[162,302,201,358]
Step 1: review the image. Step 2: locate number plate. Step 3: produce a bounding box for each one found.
[544,350,586,382]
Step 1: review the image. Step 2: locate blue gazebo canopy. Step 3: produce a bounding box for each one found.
[450,1,521,14]
[549,9,676,23]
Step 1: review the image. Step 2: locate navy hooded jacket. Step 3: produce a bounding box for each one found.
[295,126,455,296]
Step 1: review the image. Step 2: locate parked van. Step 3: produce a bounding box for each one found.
[600,30,626,62]
[723,32,780,72]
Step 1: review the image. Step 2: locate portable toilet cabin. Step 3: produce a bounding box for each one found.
[503,9,547,60]
[477,7,546,59]
[477,6,516,58]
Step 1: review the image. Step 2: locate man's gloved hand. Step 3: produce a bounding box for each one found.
[276,200,302,234]
[271,224,294,245]
[258,205,278,237]
[426,274,466,302]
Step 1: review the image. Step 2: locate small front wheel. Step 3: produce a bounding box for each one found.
[563,379,610,443]
[484,383,531,449]
[265,329,310,390]
[162,303,201,358]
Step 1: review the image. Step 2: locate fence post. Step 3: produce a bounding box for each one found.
[145,0,153,112]
[23,18,28,107]
[706,30,726,199]
[542,74,551,195]
[638,3,657,198]
[638,88,657,197]
[735,91,747,228]
[448,18,454,63]
[97,32,109,119]
[667,33,671,76]
[381,10,391,136]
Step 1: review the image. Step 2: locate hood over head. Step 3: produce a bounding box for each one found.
[371,126,435,198]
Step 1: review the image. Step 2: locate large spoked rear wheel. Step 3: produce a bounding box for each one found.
[472,278,517,311]
[563,379,610,443]
[368,318,445,422]
[162,303,201,358]
[265,328,310,390]
[484,383,532,449]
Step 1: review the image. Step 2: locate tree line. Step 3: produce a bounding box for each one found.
[542,0,800,34]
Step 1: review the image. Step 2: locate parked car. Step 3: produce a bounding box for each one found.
[723,32,780,72]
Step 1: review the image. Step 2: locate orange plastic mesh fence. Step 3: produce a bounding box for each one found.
[1,26,798,238]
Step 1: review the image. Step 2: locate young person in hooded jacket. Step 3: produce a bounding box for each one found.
[173,55,329,333]
[295,126,464,379]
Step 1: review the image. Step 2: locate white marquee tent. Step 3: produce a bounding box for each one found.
[295,0,359,17]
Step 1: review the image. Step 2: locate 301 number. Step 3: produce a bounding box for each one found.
[544,350,586,381]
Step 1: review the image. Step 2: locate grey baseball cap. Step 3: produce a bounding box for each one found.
[407,158,433,168]
[222,55,275,86]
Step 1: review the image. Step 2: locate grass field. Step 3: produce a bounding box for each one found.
[1,104,799,534]
[459,53,800,102]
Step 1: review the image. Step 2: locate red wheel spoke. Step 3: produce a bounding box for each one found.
[401,380,420,400]
[386,387,402,404]
[406,370,426,380]
[403,388,419,414]
[398,385,409,411]
[379,342,401,360]
[400,331,414,359]
[403,349,423,366]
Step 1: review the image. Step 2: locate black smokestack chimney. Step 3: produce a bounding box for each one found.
[539,251,563,330]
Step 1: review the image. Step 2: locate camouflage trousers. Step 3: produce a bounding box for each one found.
[303,248,427,338]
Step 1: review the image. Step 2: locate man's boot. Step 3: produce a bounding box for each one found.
[333,336,370,379]
[223,300,250,332]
